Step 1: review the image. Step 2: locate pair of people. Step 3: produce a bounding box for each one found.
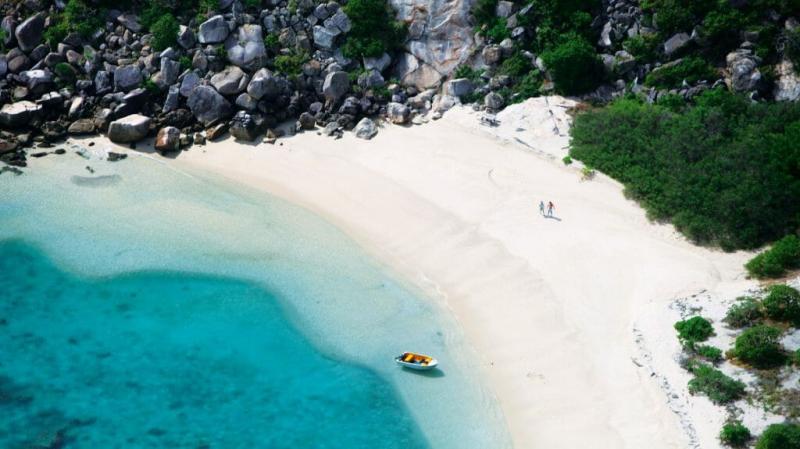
[539,200,555,217]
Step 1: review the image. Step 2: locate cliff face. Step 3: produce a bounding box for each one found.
[390,0,475,89]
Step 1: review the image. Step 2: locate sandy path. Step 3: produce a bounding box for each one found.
[145,98,748,448]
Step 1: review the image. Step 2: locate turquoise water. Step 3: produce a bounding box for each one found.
[0,145,511,449]
[0,240,426,449]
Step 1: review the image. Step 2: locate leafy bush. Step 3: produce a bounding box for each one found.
[143,78,161,95]
[724,297,763,328]
[569,89,800,250]
[342,0,405,58]
[54,62,76,84]
[454,65,483,82]
[687,362,746,404]
[644,57,717,88]
[140,2,170,29]
[179,56,192,71]
[264,33,280,52]
[540,34,602,95]
[485,18,510,42]
[733,325,786,369]
[674,316,714,345]
[150,14,179,51]
[720,421,751,447]
[756,423,800,449]
[696,345,723,363]
[763,284,800,324]
[623,33,661,63]
[274,51,308,76]
[746,235,800,279]
[562,156,572,165]
[64,0,104,38]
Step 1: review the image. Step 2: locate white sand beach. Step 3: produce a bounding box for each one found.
[91,97,755,448]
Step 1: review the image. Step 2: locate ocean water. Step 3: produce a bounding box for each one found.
[0,145,511,449]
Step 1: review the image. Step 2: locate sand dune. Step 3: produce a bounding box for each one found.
[139,97,749,448]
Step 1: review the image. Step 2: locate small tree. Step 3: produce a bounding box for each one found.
[720,421,751,447]
[733,325,786,369]
[674,316,714,346]
[687,362,746,404]
[763,284,800,324]
[540,34,602,95]
[150,14,179,51]
[746,235,800,279]
[724,296,763,328]
[756,423,800,449]
[342,0,406,58]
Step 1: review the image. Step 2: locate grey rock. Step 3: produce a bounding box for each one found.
[226,24,266,70]
[177,25,196,49]
[313,25,337,49]
[482,45,502,65]
[324,11,351,33]
[364,53,392,73]
[114,65,143,93]
[0,56,7,78]
[187,85,233,125]
[21,69,55,97]
[163,85,180,113]
[68,118,95,134]
[726,49,761,93]
[246,68,279,100]
[599,21,613,48]
[210,65,249,95]
[774,58,800,101]
[393,52,442,89]
[117,14,142,33]
[354,117,378,139]
[15,13,45,52]
[155,58,180,88]
[180,71,201,97]
[230,111,266,141]
[443,78,474,97]
[495,0,514,18]
[322,71,349,102]
[198,15,230,44]
[663,32,691,57]
[298,112,316,130]
[358,69,385,88]
[386,102,410,124]
[192,51,208,71]
[0,101,41,128]
[484,91,504,110]
[107,114,151,143]
[235,92,258,110]
[614,50,636,74]
[154,126,181,152]
[94,70,113,95]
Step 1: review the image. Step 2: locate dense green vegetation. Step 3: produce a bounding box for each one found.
[696,344,723,363]
[341,0,406,58]
[763,285,800,324]
[724,297,764,328]
[643,57,717,88]
[746,235,800,279]
[44,0,105,47]
[732,325,786,368]
[756,423,800,449]
[149,14,179,51]
[720,421,751,447]
[541,34,602,95]
[674,316,714,346]
[570,89,800,250]
[687,362,746,404]
[274,51,309,77]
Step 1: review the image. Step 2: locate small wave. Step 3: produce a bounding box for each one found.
[70,174,122,188]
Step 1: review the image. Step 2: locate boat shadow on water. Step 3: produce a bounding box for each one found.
[399,367,445,378]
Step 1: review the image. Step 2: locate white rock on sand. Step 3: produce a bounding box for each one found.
[102,96,752,449]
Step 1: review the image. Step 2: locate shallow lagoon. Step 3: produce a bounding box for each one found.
[0,145,510,449]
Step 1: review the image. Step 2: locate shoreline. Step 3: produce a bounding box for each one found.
[86,97,751,448]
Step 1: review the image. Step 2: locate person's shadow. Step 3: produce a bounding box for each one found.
[544,214,562,221]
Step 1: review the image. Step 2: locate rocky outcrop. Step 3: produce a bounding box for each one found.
[14,13,44,52]
[198,15,230,44]
[726,48,761,93]
[226,24,266,70]
[154,126,181,152]
[773,59,800,102]
[107,114,151,143]
[210,66,249,95]
[389,0,473,89]
[354,117,378,139]
[322,71,349,102]
[187,85,233,125]
[0,101,41,128]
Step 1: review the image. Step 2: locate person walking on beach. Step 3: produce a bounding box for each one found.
[547,201,555,217]
[539,200,545,216]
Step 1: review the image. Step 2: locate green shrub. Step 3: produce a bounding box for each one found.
[274,51,308,76]
[644,57,717,88]
[569,90,800,250]
[54,62,76,84]
[733,325,786,368]
[485,18,510,42]
[720,421,751,447]
[563,156,573,165]
[454,65,483,82]
[150,14,179,51]
[140,2,169,30]
[243,0,261,8]
[644,0,695,34]
[623,33,661,63]
[342,0,405,58]
[43,21,69,48]
[540,34,602,95]
[687,362,746,404]
[763,284,800,323]
[674,316,714,345]
[696,345,723,363]
[756,423,800,449]
[179,56,192,71]
[746,235,800,279]
[724,297,763,328]
[64,0,104,38]
[498,51,533,79]
[143,78,161,95]
[511,70,543,102]
[264,33,280,52]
